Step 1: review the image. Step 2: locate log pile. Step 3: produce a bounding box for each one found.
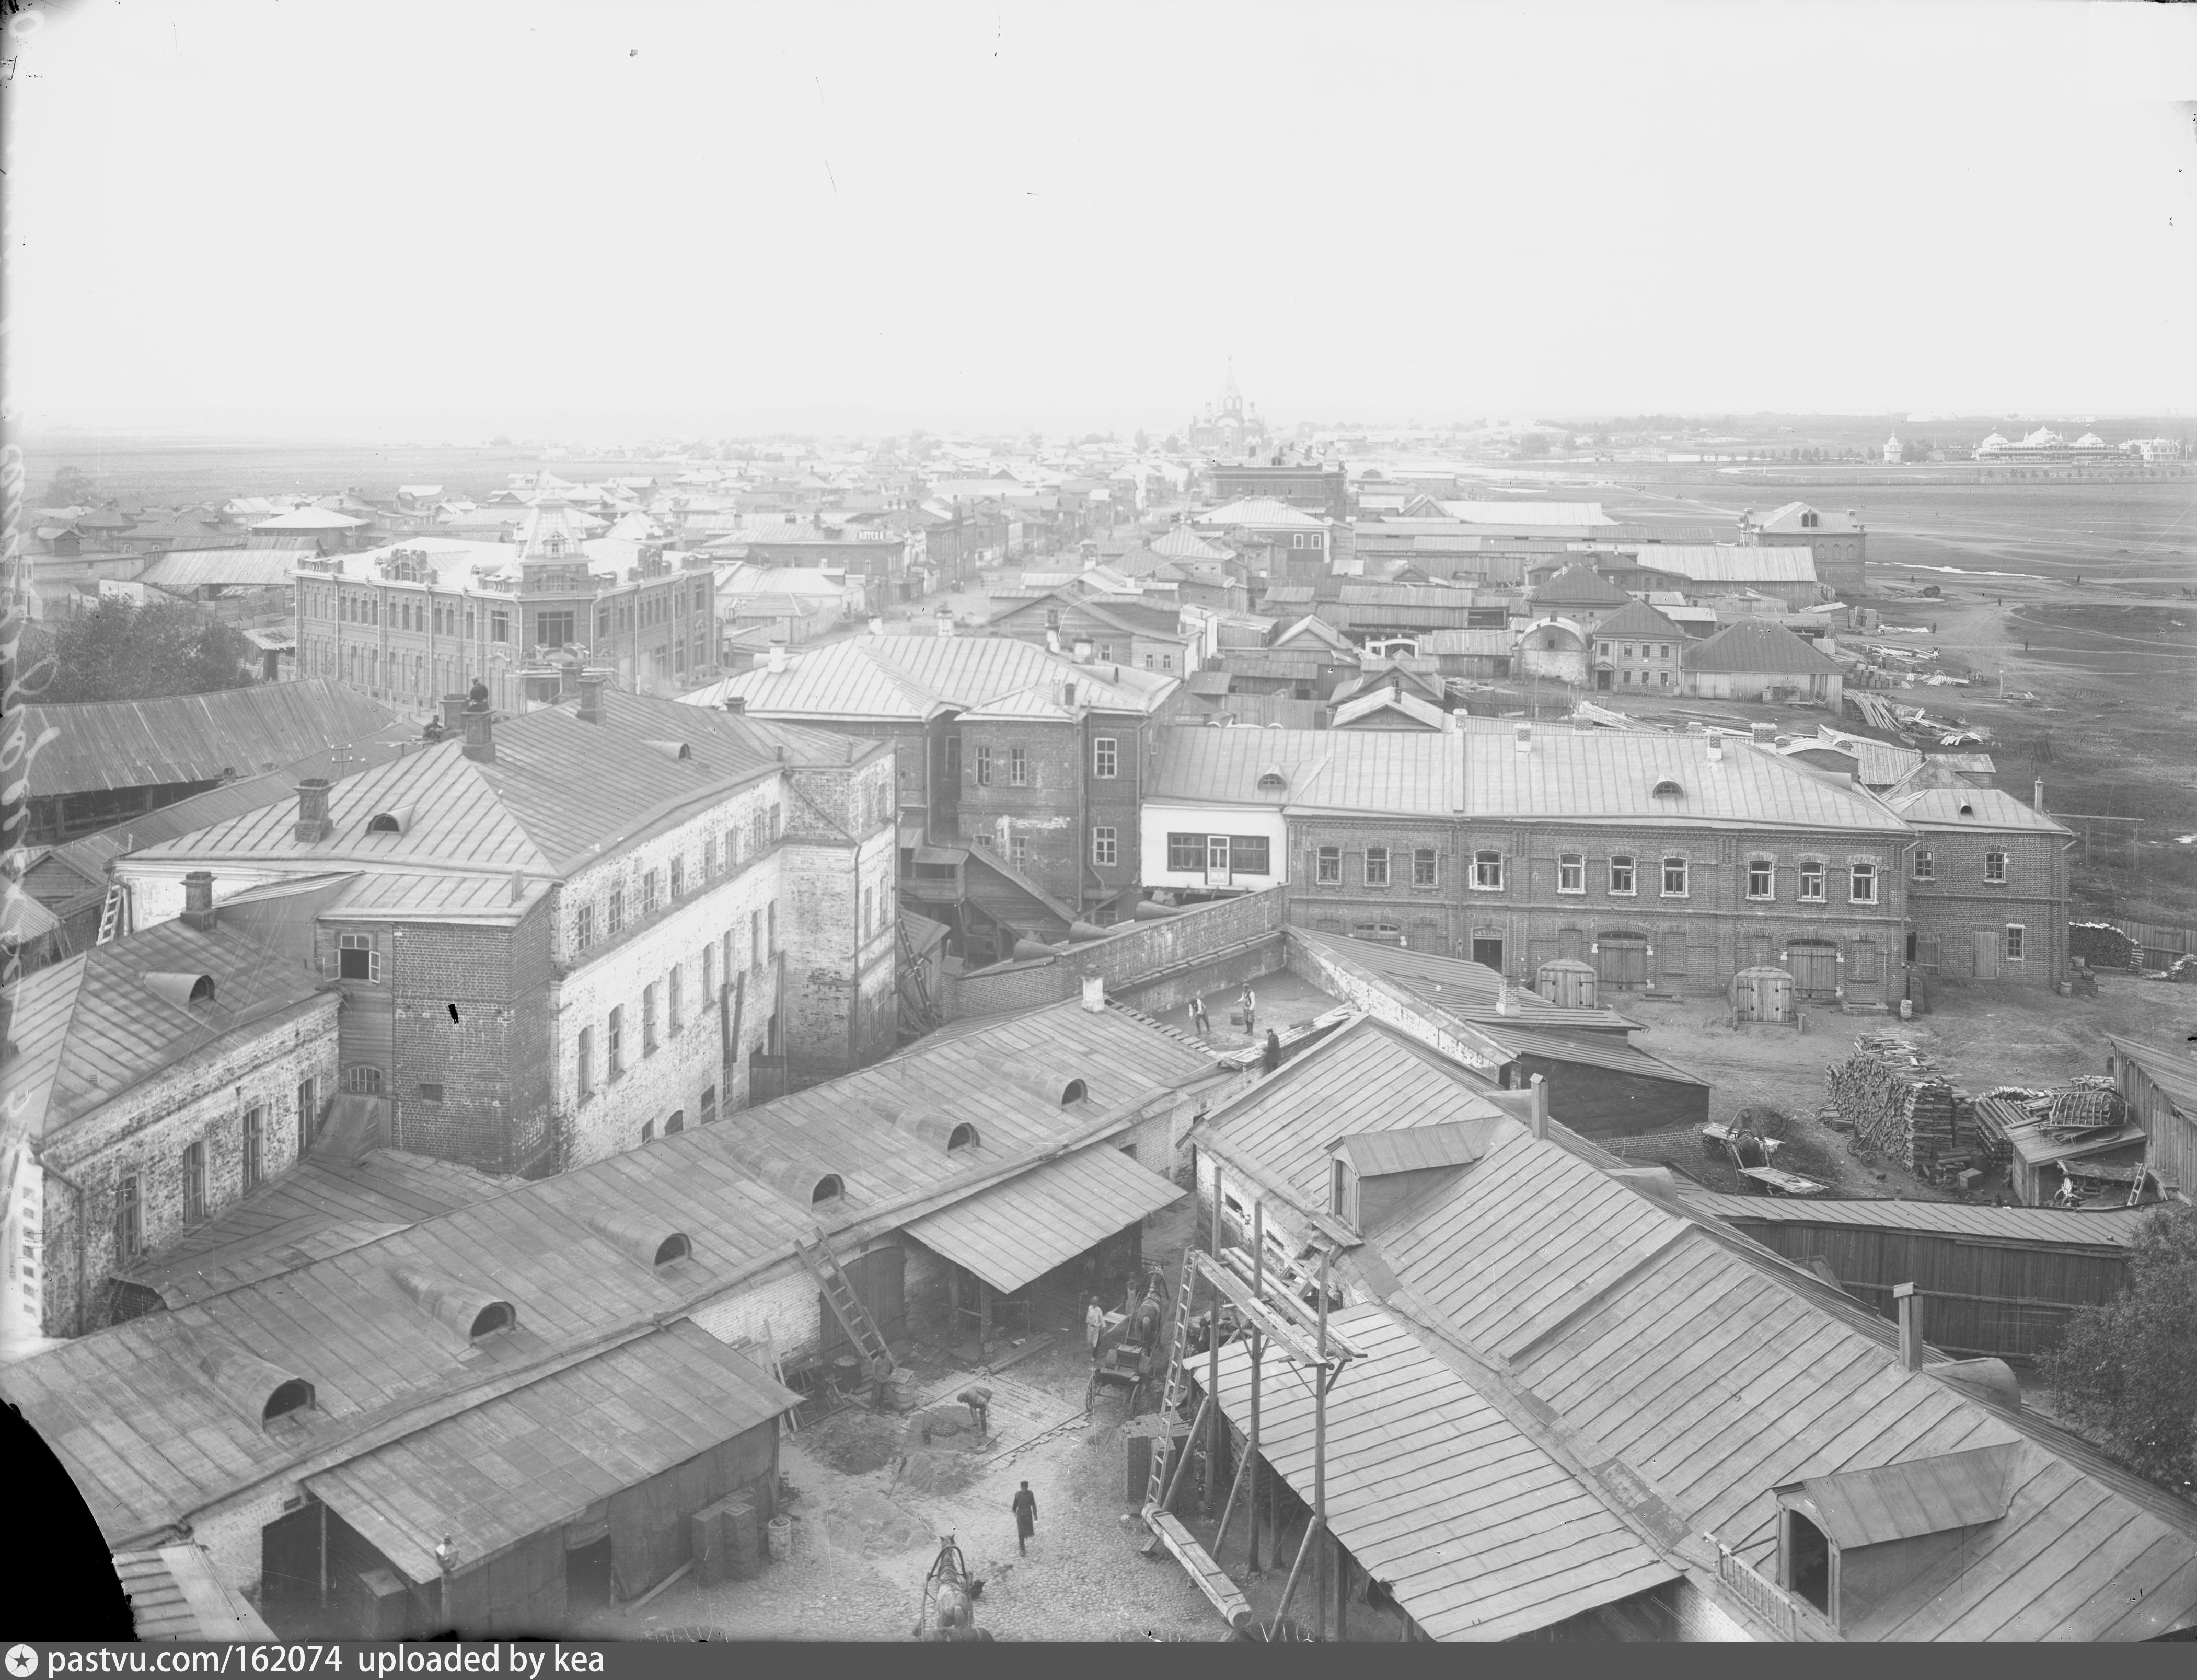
[1824,1034,1970,1176]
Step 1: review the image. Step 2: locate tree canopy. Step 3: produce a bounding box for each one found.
[43,465,100,509]
[2037,1203,2197,1493]
[22,601,261,705]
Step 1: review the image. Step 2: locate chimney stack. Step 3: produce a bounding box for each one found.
[577,670,607,724]
[462,706,496,764]
[723,693,747,715]
[1751,722,1776,744]
[1080,969,1105,1013]
[441,693,468,734]
[556,655,580,699]
[293,778,334,842]
[181,871,217,932]
[935,608,954,639]
[2033,777,2045,812]
[1707,730,1725,763]
[1046,628,1062,653]
[1513,722,1531,754]
[767,642,789,674]
[1894,1281,1923,1371]
[1530,1072,1548,1141]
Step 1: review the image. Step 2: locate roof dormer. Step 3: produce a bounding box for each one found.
[143,972,216,1011]
[390,1264,519,1341]
[366,805,414,835]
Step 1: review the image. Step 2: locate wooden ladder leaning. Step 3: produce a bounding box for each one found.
[95,877,134,946]
[797,1236,896,1381]
[1140,1249,1202,1522]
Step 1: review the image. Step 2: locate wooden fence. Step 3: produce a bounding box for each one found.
[2069,918,2197,970]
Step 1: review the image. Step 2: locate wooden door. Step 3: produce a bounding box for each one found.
[1972,930,2001,980]
[260,1501,325,1636]
[1597,937,1649,989]
[1472,937,1505,971]
[1790,943,1840,998]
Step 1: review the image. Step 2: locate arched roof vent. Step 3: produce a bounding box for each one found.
[365,805,414,835]
[390,1264,519,1341]
[1651,779,1684,798]
[1958,800,1975,816]
[1256,769,1288,792]
[865,1096,974,1155]
[726,1139,849,1210]
[144,972,216,1010]
[642,740,693,761]
[583,1208,694,1269]
[179,1328,317,1430]
[948,1122,979,1151]
[1000,1056,1092,1107]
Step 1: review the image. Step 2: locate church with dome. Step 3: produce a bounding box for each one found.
[1186,361,1269,457]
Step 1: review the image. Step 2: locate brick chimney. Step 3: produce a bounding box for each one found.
[1513,722,1531,754]
[577,671,607,724]
[935,607,954,639]
[1080,969,1105,1012]
[1894,1281,1923,1371]
[294,778,334,842]
[1751,722,1777,744]
[441,693,468,734]
[2033,777,2045,812]
[767,643,789,674]
[180,871,217,932]
[1707,730,1725,763]
[462,706,496,763]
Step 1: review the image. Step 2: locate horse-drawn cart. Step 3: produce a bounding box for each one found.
[914,1535,990,1641]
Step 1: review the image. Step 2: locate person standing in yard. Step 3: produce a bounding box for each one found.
[1239,985,1257,1037]
[1086,1296,1107,1358]
[1187,994,1209,1038]
[1012,1482,1037,1555]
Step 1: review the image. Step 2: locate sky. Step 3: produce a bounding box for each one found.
[6,0,2196,439]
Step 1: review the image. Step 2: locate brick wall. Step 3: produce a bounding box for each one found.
[949,887,1289,1020]
[387,905,554,1176]
[1671,1576,1759,1641]
[779,815,900,1088]
[1904,827,2066,986]
[957,710,1150,911]
[194,1482,300,1608]
[1286,815,1908,1001]
[42,995,341,1335]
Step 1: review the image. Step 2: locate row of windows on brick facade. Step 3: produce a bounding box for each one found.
[568,806,785,955]
[305,579,712,638]
[575,908,778,1101]
[973,738,1124,784]
[112,1081,316,1262]
[1305,848,1884,903]
[1912,848,2013,885]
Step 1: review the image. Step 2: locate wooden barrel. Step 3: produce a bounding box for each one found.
[766,1516,794,1562]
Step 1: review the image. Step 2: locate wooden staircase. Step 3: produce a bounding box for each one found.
[797,1236,896,1378]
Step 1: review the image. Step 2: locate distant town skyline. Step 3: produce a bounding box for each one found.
[7,0,2195,432]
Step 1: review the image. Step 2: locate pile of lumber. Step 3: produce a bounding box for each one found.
[1824,1034,1970,1176]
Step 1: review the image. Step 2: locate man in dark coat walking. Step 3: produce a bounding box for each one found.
[1011,1481,1037,1555]
[1261,1029,1282,1073]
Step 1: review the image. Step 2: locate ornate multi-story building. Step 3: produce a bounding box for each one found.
[291,491,719,716]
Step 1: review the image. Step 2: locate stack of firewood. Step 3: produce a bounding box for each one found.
[1825,1035,1964,1176]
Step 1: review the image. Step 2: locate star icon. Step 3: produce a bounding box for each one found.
[7,1647,39,1679]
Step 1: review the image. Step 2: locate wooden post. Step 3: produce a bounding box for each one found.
[1313,1245,1329,1642]
[1334,1528,1349,1642]
[1268,1515,1322,1640]
[1248,1199,1264,1574]
[1206,1162,1223,1513]
[978,1279,992,1358]
[948,1266,962,1347]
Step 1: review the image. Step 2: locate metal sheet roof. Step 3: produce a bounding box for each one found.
[1780,1444,2020,1549]
[307,1322,794,1584]
[0,998,1214,1549]
[1684,620,1844,676]
[1625,545,1819,584]
[1369,1130,2197,1640]
[20,681,404,799]
[1678,1193,2147,1249]
[900,1142,1184,1294]
[1201,1017,1509,1208]
[1466,731,1907,831]
[138,548,315,593]
[1335,1121,1491,1178]
[685,634,1175,722]
[1209,1307,1678,1641]
[2108,1035,2197,1114]
[1437,501,1616,527]
[1887,787,2071,835]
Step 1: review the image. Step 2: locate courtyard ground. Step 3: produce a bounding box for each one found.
[1596,970,2196,1199]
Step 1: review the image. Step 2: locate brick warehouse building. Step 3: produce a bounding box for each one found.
[108,683,897,1178]
[291,490,720,715]
[1886,784,2071,987]
[1153,719,1924,1005]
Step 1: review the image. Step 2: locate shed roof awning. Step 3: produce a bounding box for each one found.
[913,845,968,867]
[902,1142,1185,1295]
[305,1323,794,1584]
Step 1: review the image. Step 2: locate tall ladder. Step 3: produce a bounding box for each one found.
[797,1236,896,1380]
[95,877,133,946]
[1141,1250,1200,1514]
